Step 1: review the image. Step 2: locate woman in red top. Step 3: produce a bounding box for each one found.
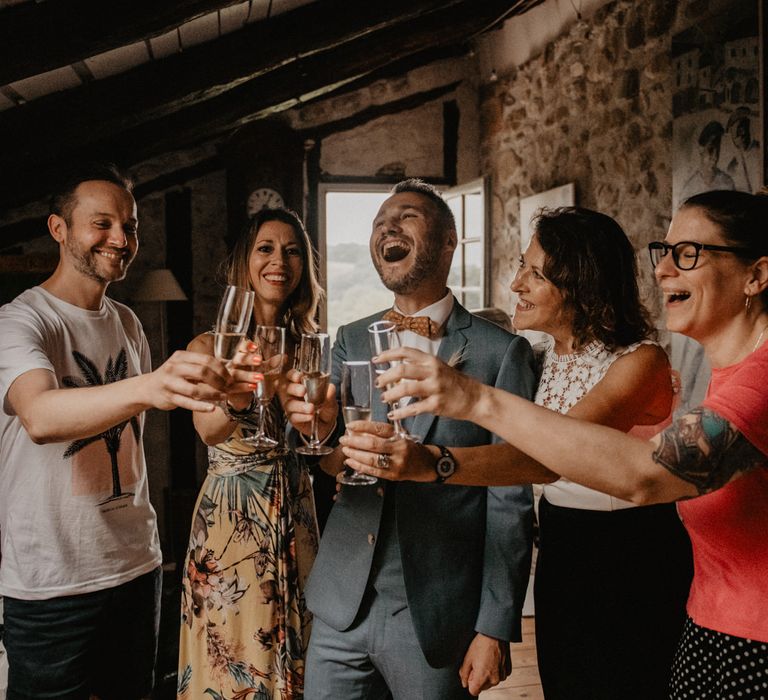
[363,189,768,698]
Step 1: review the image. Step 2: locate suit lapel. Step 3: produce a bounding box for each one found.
[407,300,470,442]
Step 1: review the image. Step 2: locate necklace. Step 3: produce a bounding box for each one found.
[752,321,768,353]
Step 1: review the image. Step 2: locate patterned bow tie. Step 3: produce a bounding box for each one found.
[382,310,439,339]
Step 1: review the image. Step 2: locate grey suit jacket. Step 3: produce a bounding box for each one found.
[304,300,536,668]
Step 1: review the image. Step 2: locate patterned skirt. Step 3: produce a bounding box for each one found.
[177,447,318,700]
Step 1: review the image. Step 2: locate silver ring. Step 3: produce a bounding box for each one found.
[377,453,391,469]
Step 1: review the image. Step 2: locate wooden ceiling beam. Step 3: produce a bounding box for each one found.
[0,0,462,157]
[0,0,249,87]
[0,0,539,213]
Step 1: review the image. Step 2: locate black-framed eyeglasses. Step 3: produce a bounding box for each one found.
[648,241,757,271]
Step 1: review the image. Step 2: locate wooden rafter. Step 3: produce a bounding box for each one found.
[0,0,542,213]
[0,0,248,86]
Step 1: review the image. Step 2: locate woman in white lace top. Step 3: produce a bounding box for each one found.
[348,207,692,699]
[511,208,692,700]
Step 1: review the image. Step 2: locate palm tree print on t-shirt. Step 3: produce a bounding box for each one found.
[62,348,141,505]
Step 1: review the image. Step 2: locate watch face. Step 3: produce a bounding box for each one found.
[246,187,285,215]
[436,455,456,479]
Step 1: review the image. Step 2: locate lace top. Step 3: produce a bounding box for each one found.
[537,338,655,511]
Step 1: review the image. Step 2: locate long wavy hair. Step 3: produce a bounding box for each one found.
[533,206,654,350]
[225,208,323,344]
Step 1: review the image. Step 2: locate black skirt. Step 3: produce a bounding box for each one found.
[534,496,693,700]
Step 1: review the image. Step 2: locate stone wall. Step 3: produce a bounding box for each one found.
[480,0,729,324]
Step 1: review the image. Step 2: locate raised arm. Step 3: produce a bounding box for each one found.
[344,343,674,486]
[8,348,231,445]
[377,343,763,503]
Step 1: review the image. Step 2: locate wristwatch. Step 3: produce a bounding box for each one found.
[434,445,457,483]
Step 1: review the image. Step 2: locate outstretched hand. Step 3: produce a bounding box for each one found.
[339,421,438,482]
[144,349,232,412]
[373,347,482,423]
[222,340,264,410]
[281,367,338,439]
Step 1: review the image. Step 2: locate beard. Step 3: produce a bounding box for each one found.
[65,238,131,284]
[373,241,445,294]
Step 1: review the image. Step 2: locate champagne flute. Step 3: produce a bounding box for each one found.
[214,285,255,362]
[295,333,334,456]
[338,361,377,486]
[213,285,255,410]
[242,325,285,449]
[368,320,415,441]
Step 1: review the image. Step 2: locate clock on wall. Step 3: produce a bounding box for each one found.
[224,118,304,243]
[246,187,285,215]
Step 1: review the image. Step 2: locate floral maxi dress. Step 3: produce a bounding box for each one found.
[177,403,318,700]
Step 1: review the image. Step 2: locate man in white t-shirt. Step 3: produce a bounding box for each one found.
[0,163,231,700]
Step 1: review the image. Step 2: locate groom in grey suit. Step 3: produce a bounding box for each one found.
[288,179,535,699]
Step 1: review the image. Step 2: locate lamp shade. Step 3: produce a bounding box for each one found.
[133,269,188,302]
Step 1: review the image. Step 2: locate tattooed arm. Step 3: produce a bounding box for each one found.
[374,347,767,503]
[651,408,766,496]
[381,377,763,503]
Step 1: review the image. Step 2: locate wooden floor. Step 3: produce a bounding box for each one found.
[480,617,544,700]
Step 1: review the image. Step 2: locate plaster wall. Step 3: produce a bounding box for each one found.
[289,55,482,183]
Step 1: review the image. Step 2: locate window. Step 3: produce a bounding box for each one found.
[444,178,489,311]
[319,184,391,341]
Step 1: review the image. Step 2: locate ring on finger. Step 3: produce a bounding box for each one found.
[377,453,391,469]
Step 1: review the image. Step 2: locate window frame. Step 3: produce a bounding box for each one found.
[443,176,490,310]
[318,182,392,331]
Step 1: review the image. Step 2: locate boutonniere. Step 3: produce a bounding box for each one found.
[447,345,468,370]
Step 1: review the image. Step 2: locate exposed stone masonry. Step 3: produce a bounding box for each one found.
[481,0,722,323]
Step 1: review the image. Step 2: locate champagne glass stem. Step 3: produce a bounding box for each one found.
[309,411,320,447]
[257,401,267,438]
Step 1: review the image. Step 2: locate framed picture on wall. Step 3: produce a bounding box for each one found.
[519,183,575,251]
[671,0,762,211]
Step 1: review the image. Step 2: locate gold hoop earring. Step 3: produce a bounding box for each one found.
[745,295,753,312]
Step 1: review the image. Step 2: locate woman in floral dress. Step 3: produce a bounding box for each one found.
[178,208,323,700]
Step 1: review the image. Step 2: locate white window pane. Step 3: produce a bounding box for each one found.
[325,191,390,342]
[464,289,482,310]
[464,241,482,287]
[447,196,463,237]
[465,193,484,238]
[448,249,462,287]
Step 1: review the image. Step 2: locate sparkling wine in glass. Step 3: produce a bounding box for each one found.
[295,333,334,456]
[214,285,255,362]
[338,361,376,486]
[242,325,285,449]
[368,320,414,441]
[213,285,255,412]
[211,285,255,413]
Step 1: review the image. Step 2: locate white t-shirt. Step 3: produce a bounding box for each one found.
[0,286,161,600]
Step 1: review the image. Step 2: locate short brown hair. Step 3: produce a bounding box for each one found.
[50,162,133,224]
[391,178,455,242]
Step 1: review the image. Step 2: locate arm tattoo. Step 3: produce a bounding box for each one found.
[652,408,766,495]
